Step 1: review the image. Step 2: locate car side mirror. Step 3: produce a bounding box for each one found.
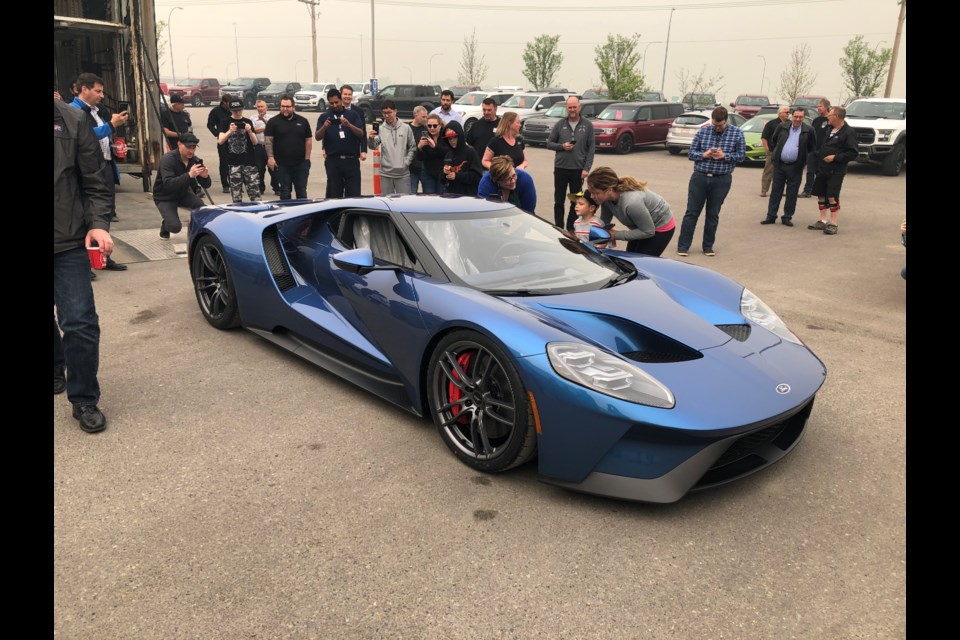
[535,104,543,110]
[333,247,400,276]
[730,102,735,108]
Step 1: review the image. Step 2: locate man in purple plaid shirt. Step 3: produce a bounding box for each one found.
[676,106,746,257]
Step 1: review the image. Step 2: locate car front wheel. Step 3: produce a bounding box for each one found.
[615,133,634,154]
[427,331,537,473]
[667,146,681,155]
[192,236,241,330]
[881,143,905,176]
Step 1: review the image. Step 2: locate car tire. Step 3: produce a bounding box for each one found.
[192,235,241,330]
[615,133,634,155]
[359,104,373,122]
[668,146,681,155]
[317,99,326,111]
[881,143,905,176]
[427,330,538,473]
[192,95,202,107]
[464,118,477,135]
[244,95,255,109]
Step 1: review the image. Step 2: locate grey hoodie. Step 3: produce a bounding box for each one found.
[368,119,417,178]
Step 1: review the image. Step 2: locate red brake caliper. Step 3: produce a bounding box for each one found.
[448,352,474,424]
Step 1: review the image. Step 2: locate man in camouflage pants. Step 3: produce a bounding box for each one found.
[217,98,261,202]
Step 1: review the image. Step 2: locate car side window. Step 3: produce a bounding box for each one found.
[636,107,651,121]
[669,104,684,118]
[652,105,670,120]
[380,86,396,98]
[341,213,417,270]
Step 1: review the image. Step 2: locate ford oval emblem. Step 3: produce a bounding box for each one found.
[776,384,791,394]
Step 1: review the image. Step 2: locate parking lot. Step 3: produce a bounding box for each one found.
[55,106,906,638]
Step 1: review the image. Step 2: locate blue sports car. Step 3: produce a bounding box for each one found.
[188,195,826,503]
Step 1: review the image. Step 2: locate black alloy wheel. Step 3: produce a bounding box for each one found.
[192,236,241,329]
[615,133,634,155]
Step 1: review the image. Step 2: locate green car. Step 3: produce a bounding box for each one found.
[741,112,813,165]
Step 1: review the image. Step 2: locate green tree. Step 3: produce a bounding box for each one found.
[156,20,167,62]
[675,66,725,98]
[840,35,892,99]
[594,33,645,101]
[778,43,817,104]
[522,35,563,90]
[458,28,488,85]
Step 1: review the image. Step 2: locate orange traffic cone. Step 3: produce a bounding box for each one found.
[372,149,381,195]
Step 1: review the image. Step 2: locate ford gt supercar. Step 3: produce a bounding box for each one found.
[187,195,826,503]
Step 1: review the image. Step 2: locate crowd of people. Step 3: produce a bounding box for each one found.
[55,74,871,434]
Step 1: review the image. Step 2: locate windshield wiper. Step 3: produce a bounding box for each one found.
[602,270,635,288]
[483,289,551,297]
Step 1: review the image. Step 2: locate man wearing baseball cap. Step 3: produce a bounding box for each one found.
[218,99,261,202]
[161,93,193,151]
[152,132,211,239]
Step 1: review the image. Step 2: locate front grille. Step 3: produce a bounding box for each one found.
[262,227,296,292]
[525,124,548,133]
[853,127,876,144]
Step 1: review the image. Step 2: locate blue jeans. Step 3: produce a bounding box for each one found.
[766,161,804,221]
[276,160,310,199]
[54,247,101,406]
[420,171,446,195]
[677,172,732,252]
[409,170,424,194]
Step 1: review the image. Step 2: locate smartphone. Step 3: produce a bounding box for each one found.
[118,101,130,114]
[372,121,380,133]
[421,130,429,139]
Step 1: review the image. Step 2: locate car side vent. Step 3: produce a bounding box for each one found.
[621,349,701,363]
[262,227,296,292]
[716,324,751,342]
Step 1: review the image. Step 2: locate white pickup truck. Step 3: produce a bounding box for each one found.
[844,98,906,176]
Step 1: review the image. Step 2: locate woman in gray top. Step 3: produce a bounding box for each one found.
[586,166,676,256]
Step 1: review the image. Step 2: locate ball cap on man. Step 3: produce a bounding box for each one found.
[169,94,184,104]
[228,99,244,111]
[179,132,200,146]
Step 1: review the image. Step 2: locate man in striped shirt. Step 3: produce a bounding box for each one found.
[676,106,746,257]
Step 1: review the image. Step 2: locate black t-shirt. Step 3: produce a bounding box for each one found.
[218,117,257,166]
[761,117,783,148]
[465,117,500,158]
[487,135,525,167]
[161,108,193,149]
[264,113,313,166]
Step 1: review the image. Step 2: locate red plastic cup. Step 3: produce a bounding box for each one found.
[87,247,107,269]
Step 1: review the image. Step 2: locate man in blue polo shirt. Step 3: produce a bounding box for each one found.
[315,88,365,198]
[676,106,746,257]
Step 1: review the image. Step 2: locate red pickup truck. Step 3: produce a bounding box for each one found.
[168,78,221,107]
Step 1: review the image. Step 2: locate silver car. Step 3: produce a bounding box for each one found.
[294,83,338,111]
[665,110,746,155]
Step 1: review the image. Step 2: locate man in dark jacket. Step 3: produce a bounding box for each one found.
[207,94,234,192]
[54,99,115,433]
[439,120,483,196]
[761,108,816,226]
[800,98,831,198]
[152,133,212,238]
[806,106,860,235]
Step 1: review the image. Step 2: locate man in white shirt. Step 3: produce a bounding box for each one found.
[252,100,278,195]
[430,90,464,125]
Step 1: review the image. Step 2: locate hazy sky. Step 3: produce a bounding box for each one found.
[155,0,906,105]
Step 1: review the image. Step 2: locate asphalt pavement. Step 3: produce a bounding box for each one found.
[56,105,907,639]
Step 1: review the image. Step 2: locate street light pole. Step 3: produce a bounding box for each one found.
[232,22,240,76]
[295,59,308,82]
[429,53,442,83]
[641,41,659,80]
[167,6,183,84]
[660,8,675,96]
[757,55,766,94]
[187,53,199,79]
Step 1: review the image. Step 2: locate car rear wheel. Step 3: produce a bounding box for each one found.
[881,143,905,176]
[464,118,477,135]
[615,133,634,154]
[192,236,241,330]
[427,331,537,473]
[192,95,202,107]
[244,95,255,109]
[668,146,682,155]
[317,99,326,111]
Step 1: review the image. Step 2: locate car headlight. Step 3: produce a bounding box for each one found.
[547,342,675,408]
[740,288,801,344]
[597,128,617,135]
[877,128,893,142]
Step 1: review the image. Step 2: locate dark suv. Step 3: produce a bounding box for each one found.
[681,92,719,111]
[355,84,441,121]
[258,82,302,108]
[220,77,272,108]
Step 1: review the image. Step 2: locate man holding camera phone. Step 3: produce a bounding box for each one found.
[70,72,129,271]
[152,133,211,239]
[315,88,365,198]
[367,100,417,194]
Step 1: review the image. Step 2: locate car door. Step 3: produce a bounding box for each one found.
[632,105,655,145]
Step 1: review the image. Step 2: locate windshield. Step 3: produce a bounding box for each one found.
[740,116,771,133]
[227,78,254,86]
[597,106,637,121]
[673,114,709,126]
[636,92,662,101]
[300,84,326,92]
[264,83,288,91]
[544,103,568,117]
[737,96,769,106]
[501,94,540,109]
[685,94,715,104]
[794,97,821,107]
[845,100,905,120]
[177,79,202,87]
[456,92,487,106]
[412,208,625,293]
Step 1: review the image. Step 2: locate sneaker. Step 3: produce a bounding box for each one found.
[222,187,230,193]
[676,248,689,257]
[807,220,827,230]
[90,270,97,280]
[781,219,794,227]
[760,218,776,225]
[798,191,812,198]
[823,223,838,235]
[760,192,768,197]
[703,248,716,256]
[54,365,66,395]
[159,227,171,239]
[72,404,106,433]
